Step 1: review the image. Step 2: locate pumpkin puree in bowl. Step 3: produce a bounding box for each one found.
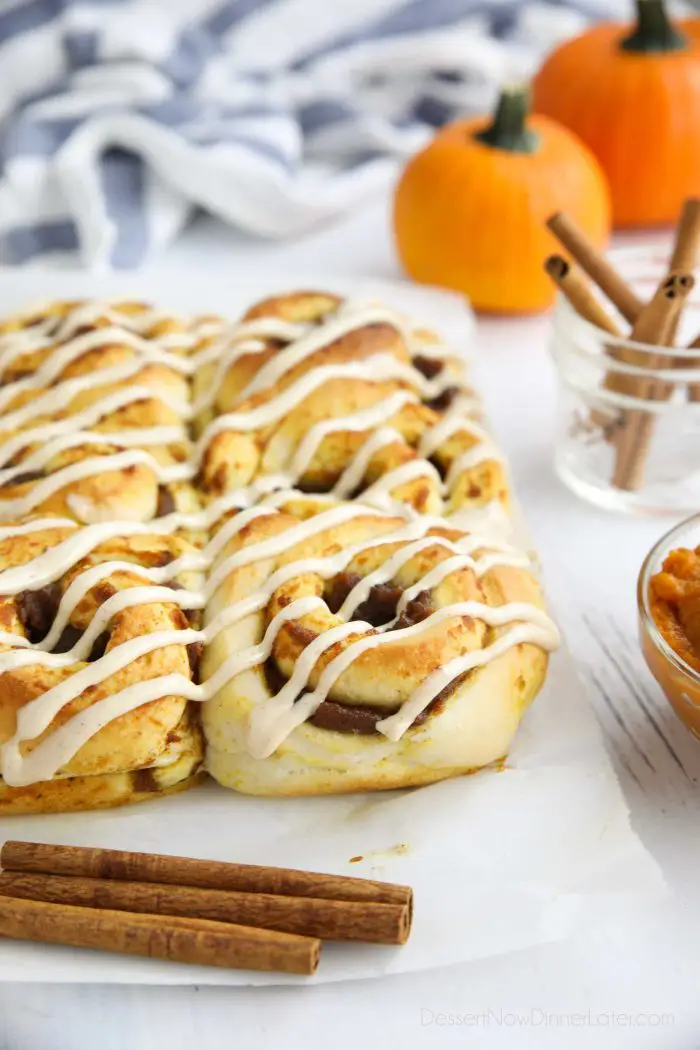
[650,548,700,673]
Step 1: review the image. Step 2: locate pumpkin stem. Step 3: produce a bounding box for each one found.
[620,0,687,54]
[473,85,539,155]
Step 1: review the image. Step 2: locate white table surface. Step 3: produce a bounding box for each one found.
[2,199,699,1049]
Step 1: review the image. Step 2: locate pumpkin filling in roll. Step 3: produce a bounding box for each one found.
[261,573,443,736]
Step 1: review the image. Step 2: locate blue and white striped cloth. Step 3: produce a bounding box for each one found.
[0,0,690,268]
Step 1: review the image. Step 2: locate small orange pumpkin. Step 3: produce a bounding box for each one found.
[393,85,610,314]
[533,0,700,228]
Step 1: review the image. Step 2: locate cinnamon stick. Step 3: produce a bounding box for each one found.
[604,202,700,407]
[684,331,700,402]
[668,198,700,400]
[545,254,626,435]
[544,255,622,336]
[0,894,320,975]
[612,273,695,491]
[0,842,411,908]
[669,198,700,273]
[0,871,411,945]
[547,212,643,323]
[666,198,700,347]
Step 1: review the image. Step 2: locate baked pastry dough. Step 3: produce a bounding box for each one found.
[192,292,509,516]
[0,300,218,811]
[0,291,558,809]
[193,292,557,793]
[202,494,555,794]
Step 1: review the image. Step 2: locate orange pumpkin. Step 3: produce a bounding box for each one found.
[393,86,610,314]
[533,0,700,228]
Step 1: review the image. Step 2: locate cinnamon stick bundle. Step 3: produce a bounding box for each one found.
[0,894,320,975]
[546,204,700,492]
[545,221,646,444]
[612,273,695,491]
[0,841,412,909]
[0,870,411,945]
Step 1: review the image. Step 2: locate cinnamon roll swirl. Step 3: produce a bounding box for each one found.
[0,521,205,812]
[201,495,558,795]
[0,299,221,526]
[192,292,508,517]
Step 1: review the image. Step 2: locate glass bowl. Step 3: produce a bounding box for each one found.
[638,513,700,739]
[550,243,700,516]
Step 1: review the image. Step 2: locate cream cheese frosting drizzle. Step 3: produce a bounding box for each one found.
[0,495,557,785]
[0,298,492,515]
[0,296,557,788]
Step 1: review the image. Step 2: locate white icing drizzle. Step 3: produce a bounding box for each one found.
[418,396,489,459]
[0,362,191,432]
[0,494,555,784]
[412,342,465,363]
[377,617,557,741]
[247,601,559,758]
[0,326,193,386]
[0,517,76,541]
[271,391,416,482]
[204,503,385,598]
[0,431,184,488]
[0,296,557,787]
[194,353,426,458]
[444,443,503,490]
[0,388,188,471]
[0,300,490,521]
[331,428,405,500]
[192,340,267,415]
[0,451,159,519]
[336,535,528,622]
[238,306,408,400]
[360,459,443,510]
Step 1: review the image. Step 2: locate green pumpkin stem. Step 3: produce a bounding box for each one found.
[620,0,687,54]
[473,85,539,155]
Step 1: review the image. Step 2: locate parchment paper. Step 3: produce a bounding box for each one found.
[0,270,663,985]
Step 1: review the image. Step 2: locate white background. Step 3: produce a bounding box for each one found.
[2,199,699,1048]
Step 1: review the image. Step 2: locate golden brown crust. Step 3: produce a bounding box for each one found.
[0,719,205,814]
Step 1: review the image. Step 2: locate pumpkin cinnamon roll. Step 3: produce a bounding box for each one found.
[192,291,508,517]
[201,495,558,795]
[0,299,223,527]
[0,519,206,813]
[0,290,556,807]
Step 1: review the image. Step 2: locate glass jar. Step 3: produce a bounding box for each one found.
[638,513,700,739]
[550,245,700,515]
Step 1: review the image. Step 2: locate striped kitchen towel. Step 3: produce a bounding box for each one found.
[0,0,689,268]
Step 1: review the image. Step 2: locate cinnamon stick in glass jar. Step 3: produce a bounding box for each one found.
[612,273,695,491]
[545,254,626,436]
[669,199,700,401]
